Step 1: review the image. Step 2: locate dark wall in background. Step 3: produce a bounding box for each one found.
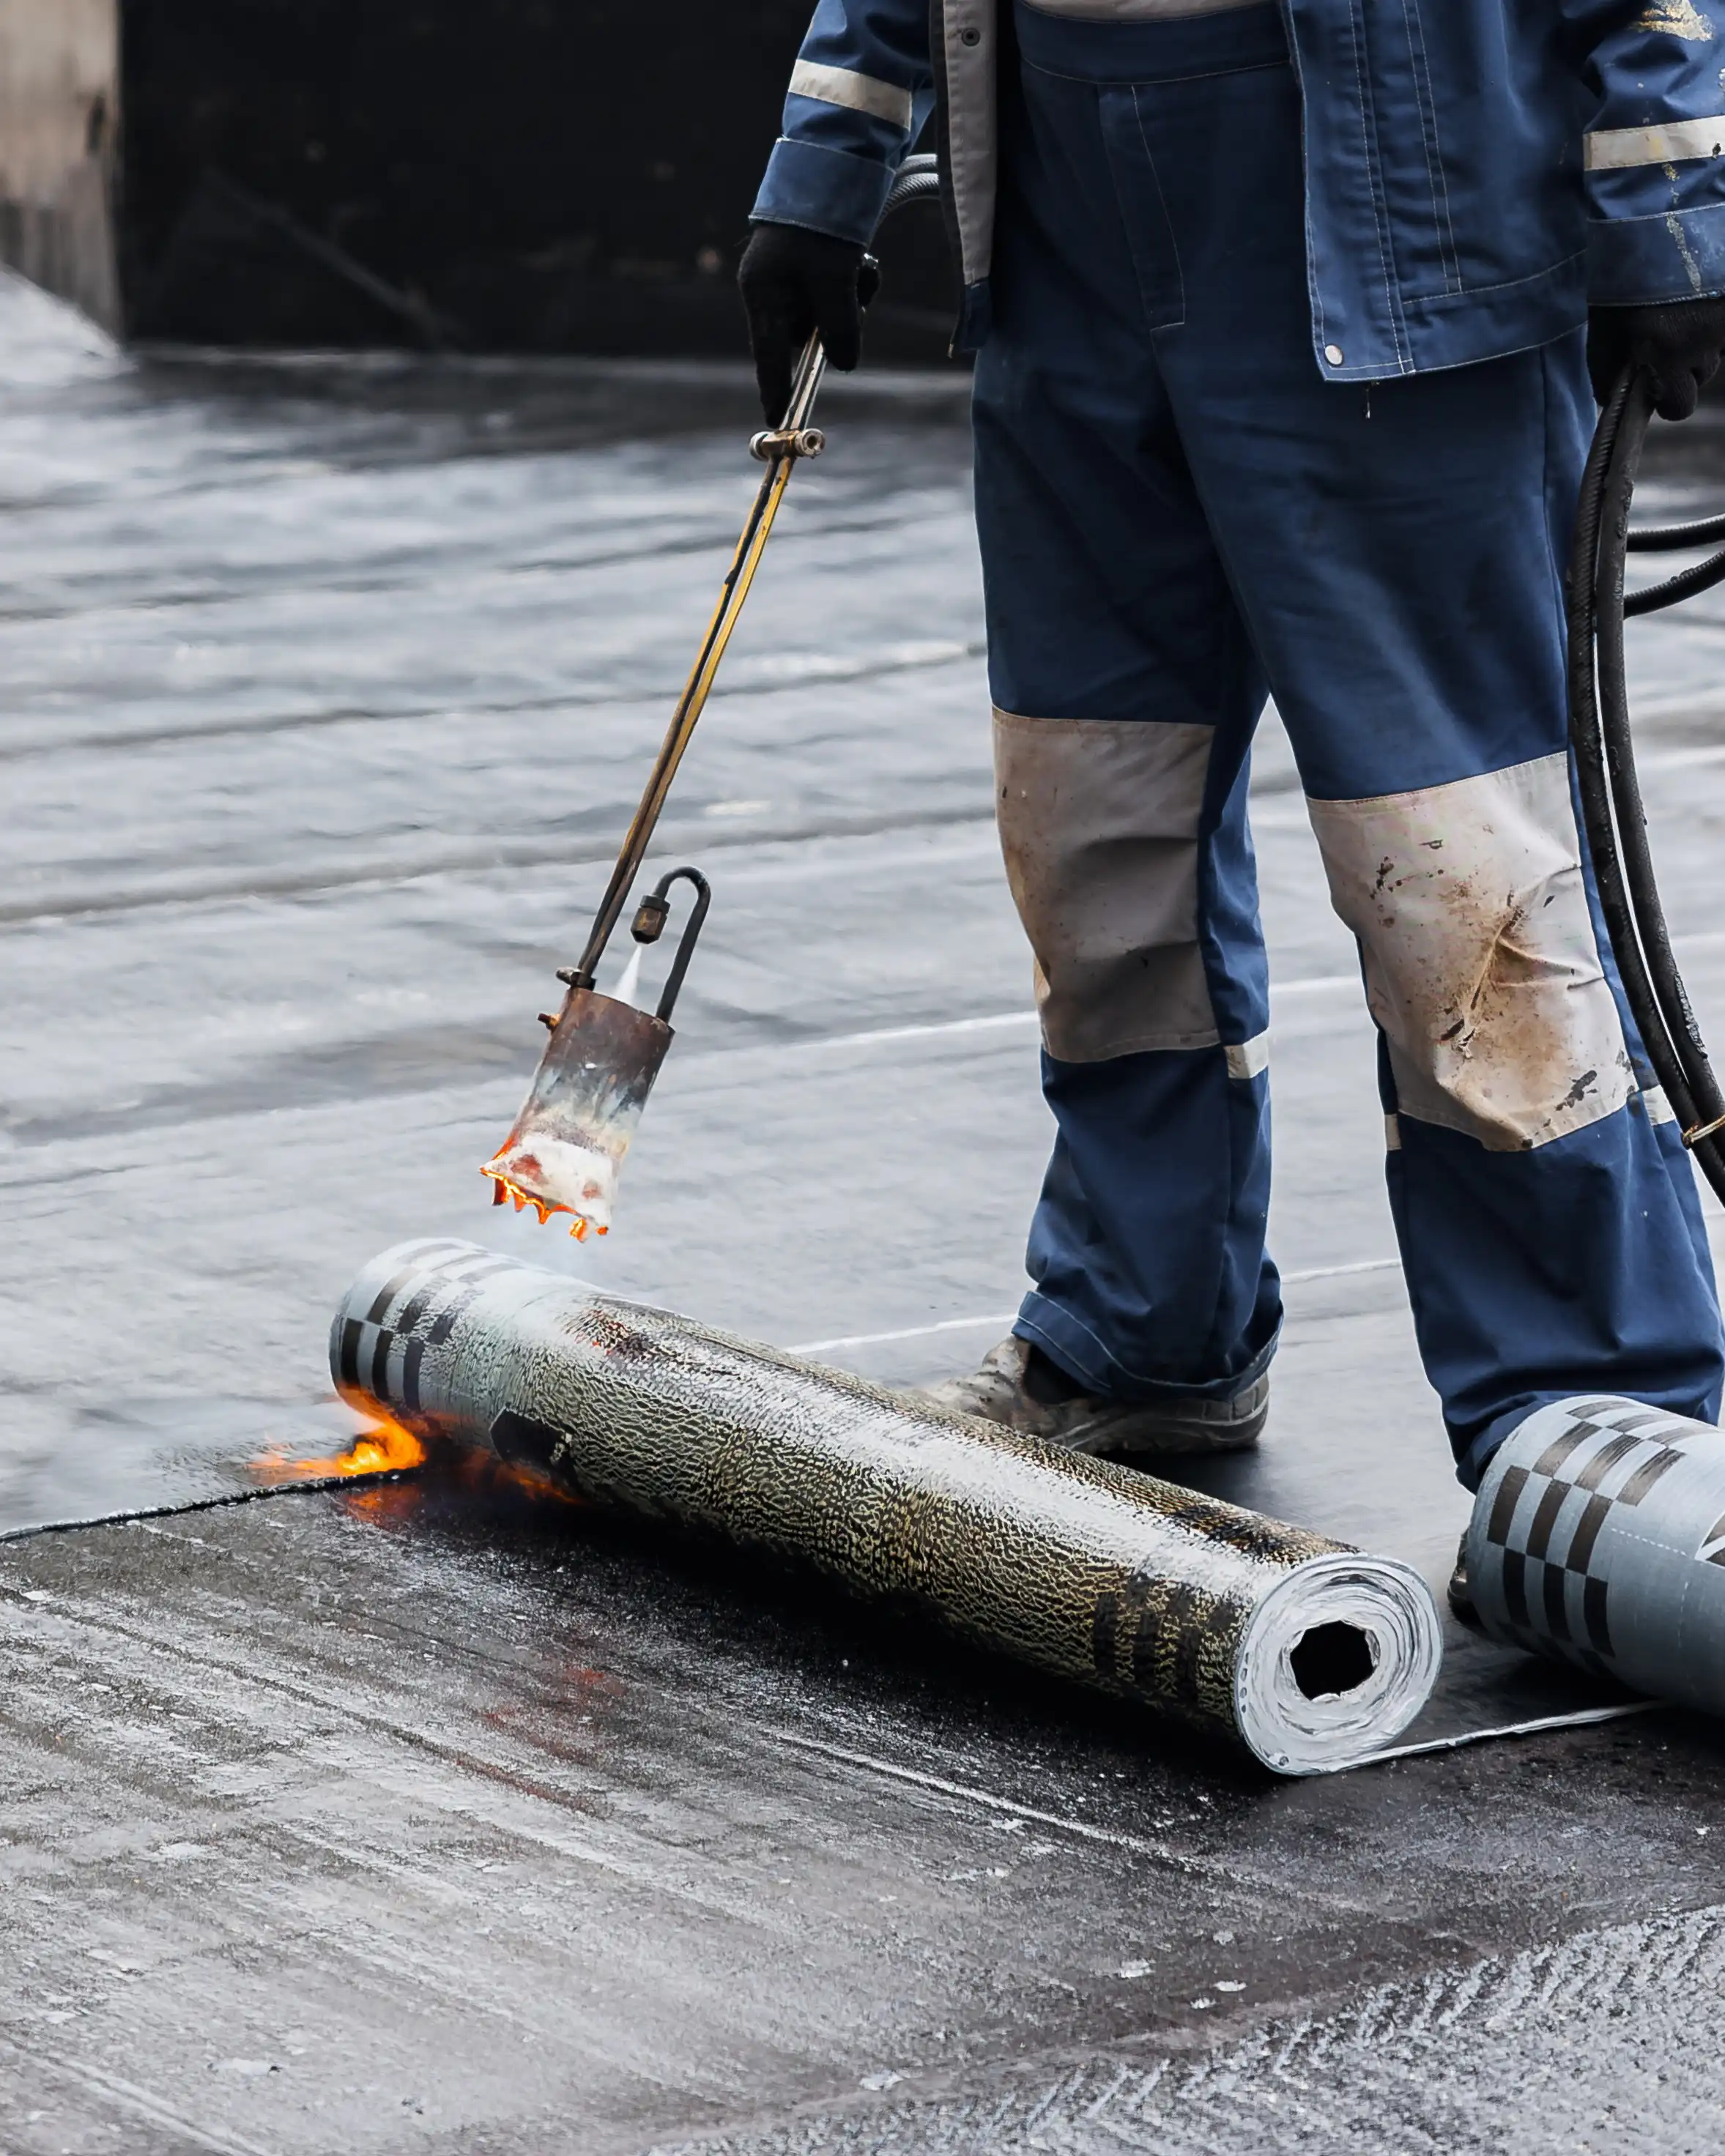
[119,0,956,358]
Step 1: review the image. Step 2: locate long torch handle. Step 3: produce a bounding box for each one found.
[566,335,828,988]
[563,151,941,989]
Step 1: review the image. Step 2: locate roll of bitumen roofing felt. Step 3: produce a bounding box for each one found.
[333,1241,1442,1774]
[1467,1394,1725,1714]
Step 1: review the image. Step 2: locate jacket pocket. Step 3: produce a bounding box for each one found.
[1376,0,1579,305]
[1393,0,1462,299]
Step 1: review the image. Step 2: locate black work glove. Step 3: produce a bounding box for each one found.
[1588,297,1725,422]
[738,222,870,425]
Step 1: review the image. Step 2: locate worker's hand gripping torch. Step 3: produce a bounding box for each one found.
[483,155,942,1238]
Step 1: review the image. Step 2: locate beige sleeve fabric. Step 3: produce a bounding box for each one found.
[993,708,1220,1063]
[938,0,999,292]
[1307,752,1635,1151]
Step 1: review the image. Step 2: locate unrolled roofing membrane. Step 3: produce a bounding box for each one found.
[333,1239,1442,1774]
[1468,1394,1725,1715]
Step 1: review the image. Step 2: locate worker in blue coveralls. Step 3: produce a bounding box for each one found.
[737,0,1725,1611]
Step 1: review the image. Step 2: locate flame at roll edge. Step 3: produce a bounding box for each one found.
[259,1327,587,1513]
[253,1412,429,1486]
[256,1406,582,1513]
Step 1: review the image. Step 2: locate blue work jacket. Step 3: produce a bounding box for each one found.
[752,1,1725,379]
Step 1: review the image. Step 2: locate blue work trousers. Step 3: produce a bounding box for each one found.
[979,3,1723,1484]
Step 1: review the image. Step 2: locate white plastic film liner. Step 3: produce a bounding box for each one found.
[334,1241,1442,1774]
[1468,1393,1725,1715]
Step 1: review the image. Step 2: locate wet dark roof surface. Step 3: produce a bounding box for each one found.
[7,1476,1725,2155]
[5,272,1725,2148]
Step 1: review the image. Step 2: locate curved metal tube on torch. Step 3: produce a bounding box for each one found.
[333,1240,1444,1774]
[483,157,941,1238]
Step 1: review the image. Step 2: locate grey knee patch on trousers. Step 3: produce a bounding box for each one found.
[993,707,1220,1063]
[1308,754,1635,1151]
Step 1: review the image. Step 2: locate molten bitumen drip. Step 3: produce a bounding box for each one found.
[333,1240,1443,1774]
[485,1167,608,1238]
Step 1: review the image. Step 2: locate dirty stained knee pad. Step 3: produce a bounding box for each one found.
[1307,753,1633,1151]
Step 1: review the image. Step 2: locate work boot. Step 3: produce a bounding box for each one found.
[909,1337,1267,1459]
[1447,1532,1482,1630]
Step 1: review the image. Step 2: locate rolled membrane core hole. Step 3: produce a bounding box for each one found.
[1288,1621,1377,1701]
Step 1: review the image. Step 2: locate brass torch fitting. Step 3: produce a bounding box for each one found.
[749,425,826,463]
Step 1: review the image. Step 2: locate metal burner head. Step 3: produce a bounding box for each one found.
[483,867,709,1238]
[483,986,671,1238]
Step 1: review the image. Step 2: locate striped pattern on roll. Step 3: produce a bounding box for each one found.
[333,1241,1442,1774]
[1467,1395,1725,1716]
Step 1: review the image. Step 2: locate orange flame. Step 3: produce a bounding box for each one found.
[483,1164,607,1238]
[257,1416,587,1515]
[256,1414,428,1486]
[461,1450,586,1509]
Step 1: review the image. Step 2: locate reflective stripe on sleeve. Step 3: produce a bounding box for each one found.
[1641,1085,1678,1126]
[788,61,916,131]
[1225,1032,1269,1082]
[1585,118,1725,171]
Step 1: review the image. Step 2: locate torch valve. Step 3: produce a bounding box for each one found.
[750,425,826,463]
[632,891,671,944]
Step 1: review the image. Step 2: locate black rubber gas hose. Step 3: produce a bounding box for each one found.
[1568,367,1725,1200]
[881,151,942,219]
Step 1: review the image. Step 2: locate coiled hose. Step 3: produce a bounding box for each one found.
[883,150,942,219]
[1568,365,1725,1201]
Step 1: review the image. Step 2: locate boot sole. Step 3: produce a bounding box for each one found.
[907,1373,1269,1460]
[1056,1407,1267,1460]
